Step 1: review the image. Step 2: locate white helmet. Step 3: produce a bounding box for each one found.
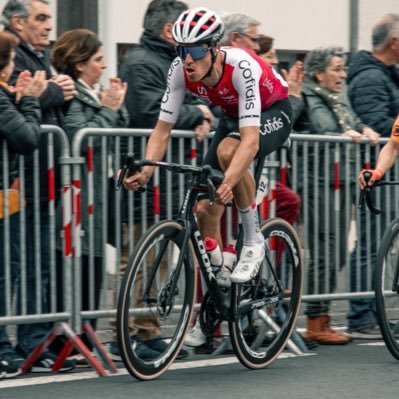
[172,7,224,45]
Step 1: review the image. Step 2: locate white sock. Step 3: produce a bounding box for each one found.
[237,202,263,244]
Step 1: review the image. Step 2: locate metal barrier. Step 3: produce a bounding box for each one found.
[2,126,399,374]
[0,125,71,326]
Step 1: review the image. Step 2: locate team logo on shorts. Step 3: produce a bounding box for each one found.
[393,125,399,136]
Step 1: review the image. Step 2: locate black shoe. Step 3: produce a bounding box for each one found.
[108,341,122,362]
[30,351,75,373]
[133,338,162,361]
[2,350,25,369]
[0,351,23,379]
[348,324,382,340]
[108,339,160,362]
[144,337,189,360]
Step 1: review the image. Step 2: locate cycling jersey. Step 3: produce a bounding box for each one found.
[159,47,288,128]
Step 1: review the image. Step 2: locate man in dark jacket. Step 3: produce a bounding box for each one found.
[108,0,213,361]
[346,13,399,339]
[1,0,76,371]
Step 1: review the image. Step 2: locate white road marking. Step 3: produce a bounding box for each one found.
[0,352,311,389]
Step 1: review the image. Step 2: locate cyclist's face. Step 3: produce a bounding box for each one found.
[180,46,212,82]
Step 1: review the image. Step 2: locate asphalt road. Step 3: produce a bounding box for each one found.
[0,339,398,399]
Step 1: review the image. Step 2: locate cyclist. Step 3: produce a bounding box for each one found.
[358,113,399,188]
[124,7,293,283]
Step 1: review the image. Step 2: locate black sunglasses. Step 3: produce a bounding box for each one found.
[176,45,210,61]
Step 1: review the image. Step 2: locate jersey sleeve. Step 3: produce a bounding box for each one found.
[231,56,263,128]
[158,58,187,124]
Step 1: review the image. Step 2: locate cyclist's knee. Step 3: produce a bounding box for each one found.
[217,138,238,170]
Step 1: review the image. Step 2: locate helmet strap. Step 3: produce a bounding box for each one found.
[201,45,218,80]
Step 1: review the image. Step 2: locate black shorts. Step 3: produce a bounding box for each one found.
[201,98,293,175]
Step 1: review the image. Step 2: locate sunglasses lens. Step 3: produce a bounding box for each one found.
[176,46,207,61]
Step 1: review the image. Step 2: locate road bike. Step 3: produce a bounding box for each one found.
[116,153,304,380]
[359,172,399,359]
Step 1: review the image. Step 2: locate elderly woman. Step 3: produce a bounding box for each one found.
[293,47,379,345]
[51,29,129,349]
[0,31,47,377]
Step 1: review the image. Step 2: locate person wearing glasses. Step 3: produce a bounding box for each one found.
[220,12,261,54]
[124,7,292,284]
[292,46,379,345]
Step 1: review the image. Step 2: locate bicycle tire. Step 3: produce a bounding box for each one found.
[375,218,399,360]
[117,220,196,380]
[229,218,303,369]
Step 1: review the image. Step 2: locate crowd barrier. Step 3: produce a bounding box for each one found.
[1,126,398,372]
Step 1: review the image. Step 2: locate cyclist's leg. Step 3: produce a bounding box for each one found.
[231,99,293,282]
[197,116,230,247]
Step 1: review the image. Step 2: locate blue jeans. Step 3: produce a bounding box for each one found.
[347,210,378,330]
[347,186,395,330]
[0,209,51,356]
[0,214,21,354]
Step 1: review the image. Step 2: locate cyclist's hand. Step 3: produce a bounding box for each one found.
[216,182,233,205]
[358,168,383,189]
[122,170,150,191]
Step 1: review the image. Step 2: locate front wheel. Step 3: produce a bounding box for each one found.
[375,218,399,360]
[117,220,196,380]
[229,218,303,369]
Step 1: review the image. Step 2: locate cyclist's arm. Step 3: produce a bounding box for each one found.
[142,119,175,178]
[375,115,399,175]
[359,115,399,188]
[124,61,187,191]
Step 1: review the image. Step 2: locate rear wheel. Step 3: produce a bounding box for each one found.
[375,218,399,360]
[117,220,196,380]
[229,218,303,369]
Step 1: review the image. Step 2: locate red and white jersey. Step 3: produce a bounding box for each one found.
[159,47,288,128]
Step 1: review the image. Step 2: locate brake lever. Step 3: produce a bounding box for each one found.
[358,171,381,215]
[116,153,146,192]
[207,177,216,205]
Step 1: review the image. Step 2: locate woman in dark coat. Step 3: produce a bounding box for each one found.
[0,31,47,378]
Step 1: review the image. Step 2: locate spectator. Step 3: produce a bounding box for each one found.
[220,12,261,53]
[108,0,213,361]
[293,46,378,344]
[257,34,277,65]
[346,13,399,339]
[1,0,76,371]
[0,31,46,378]
[257,34,304,120]
[51,29,129,355]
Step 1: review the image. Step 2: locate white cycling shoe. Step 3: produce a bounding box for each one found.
[230,242,265,283]
[184,320,206,347]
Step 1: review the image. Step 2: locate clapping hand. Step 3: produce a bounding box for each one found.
[52,74,77,101]
[15,70,48,103]
[101,78,128,112]
[281,60,304,98]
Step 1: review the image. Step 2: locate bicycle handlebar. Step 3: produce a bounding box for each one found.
[358,171,399,215]
[358,171,382,215]
[115,153,225,204]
